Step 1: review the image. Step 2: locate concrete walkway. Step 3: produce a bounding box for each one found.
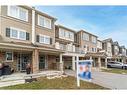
[65,69,127,89]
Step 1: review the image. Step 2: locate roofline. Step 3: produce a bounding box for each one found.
[97,39,102,42]
[78,30,98,37]
[56,24,76,33]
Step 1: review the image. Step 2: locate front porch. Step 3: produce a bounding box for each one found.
[84,52,108,68]
[0,43,64,75]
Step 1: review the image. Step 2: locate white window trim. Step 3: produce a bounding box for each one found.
[10,27,27,40]
[39,34,50,44]
[59,28,74,42]
[92,36,97,44]
[7,6,28,22]
[83,33,89,41]
[38,15,52,29]
[6,52,13,62]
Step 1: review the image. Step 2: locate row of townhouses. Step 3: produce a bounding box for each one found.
[0,6,127,73]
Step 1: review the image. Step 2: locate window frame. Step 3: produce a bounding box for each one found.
[6,52,13,62]
[10,27,27,40]
[39,34,51,44]
[83,33,89,41]
[38,15,52,29]
[7,6,28,22]
[91,36,97,44]
[59,28,74,41]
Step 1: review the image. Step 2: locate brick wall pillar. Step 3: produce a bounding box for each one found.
[105,57,107,68]
[98,57,101,68]
[32,49,39,73]
[72,56,75,71]
[59,54,63,72]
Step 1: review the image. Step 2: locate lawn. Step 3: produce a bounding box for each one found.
[0,76,107,89]
[101,68,127,74]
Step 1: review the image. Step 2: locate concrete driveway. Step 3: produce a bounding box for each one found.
[65,69,127,89]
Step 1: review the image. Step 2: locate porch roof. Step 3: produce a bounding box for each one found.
[85,52,107,58]
[0,42,65,54]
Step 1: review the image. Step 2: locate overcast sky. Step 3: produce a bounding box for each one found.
[36,6,127,47]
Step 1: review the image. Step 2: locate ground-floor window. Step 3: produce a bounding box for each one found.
[6,52,13,62]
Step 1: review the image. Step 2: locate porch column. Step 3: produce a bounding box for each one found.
[90,56,92,60]
[60,54,63,72]
[72,56,75,71]
[32,49,39,73]
[98,57,101,68]
[105,57,107,68]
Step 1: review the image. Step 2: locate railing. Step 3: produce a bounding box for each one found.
[59,44,85,54]
[59,44,66,51]
[75,47,85,54]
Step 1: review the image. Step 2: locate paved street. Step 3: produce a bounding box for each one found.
[65,69,127,89]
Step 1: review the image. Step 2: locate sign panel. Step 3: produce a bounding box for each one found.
[78,60,93,81]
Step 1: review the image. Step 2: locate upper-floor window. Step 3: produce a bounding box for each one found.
[8,6,28,21]
[59,28,65,37]
[92,36,97,44]
[6,27,29,40]
[38,15,52,29]
[92,47,96,52]
[83,33,89,41]
[36,34,52,45]
[59,28,74,41]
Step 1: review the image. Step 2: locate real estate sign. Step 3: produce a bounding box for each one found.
[76,58,93,87]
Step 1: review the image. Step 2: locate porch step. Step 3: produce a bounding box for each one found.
[0,75,25,82]
[0,80,25,88]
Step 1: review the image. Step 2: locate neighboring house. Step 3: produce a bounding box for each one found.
[119,46,126,56]
[0,5,64,73]
[97,40,103,52]
[119,46,126,63]
[111,41,120,61]
[112,41,119,56]
[55,25,85,70]
[102,38,113,58]
[76,30,107,68]
[77,30,97,53]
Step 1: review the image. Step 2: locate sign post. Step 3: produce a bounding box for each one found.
[76,56,80,87]
[76,58,93,87]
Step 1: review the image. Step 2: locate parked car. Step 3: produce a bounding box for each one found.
[107,61,127,69]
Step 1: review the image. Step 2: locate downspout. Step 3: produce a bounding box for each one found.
[32,7,35,45]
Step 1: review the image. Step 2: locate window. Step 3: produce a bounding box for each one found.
[39,35,50,44]
[9,27,28,40]
[38,15,52,29]
[6,52,13,61]
[19,7,28,21]
[8,6,28,21]
[59,28,65,37]
[45,37,50,44]
[11,29,18,38]
[19,31,26,40]
[92,48,96,52]
[59,28,74,41]
[92,48,94,52]
[92,36,97,43]
[83,33,89,41]
[38,16,44,27]
[65,31,69,38]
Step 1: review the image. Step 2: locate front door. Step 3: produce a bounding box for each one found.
[18,54,30,72]
[39,55,46,70]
